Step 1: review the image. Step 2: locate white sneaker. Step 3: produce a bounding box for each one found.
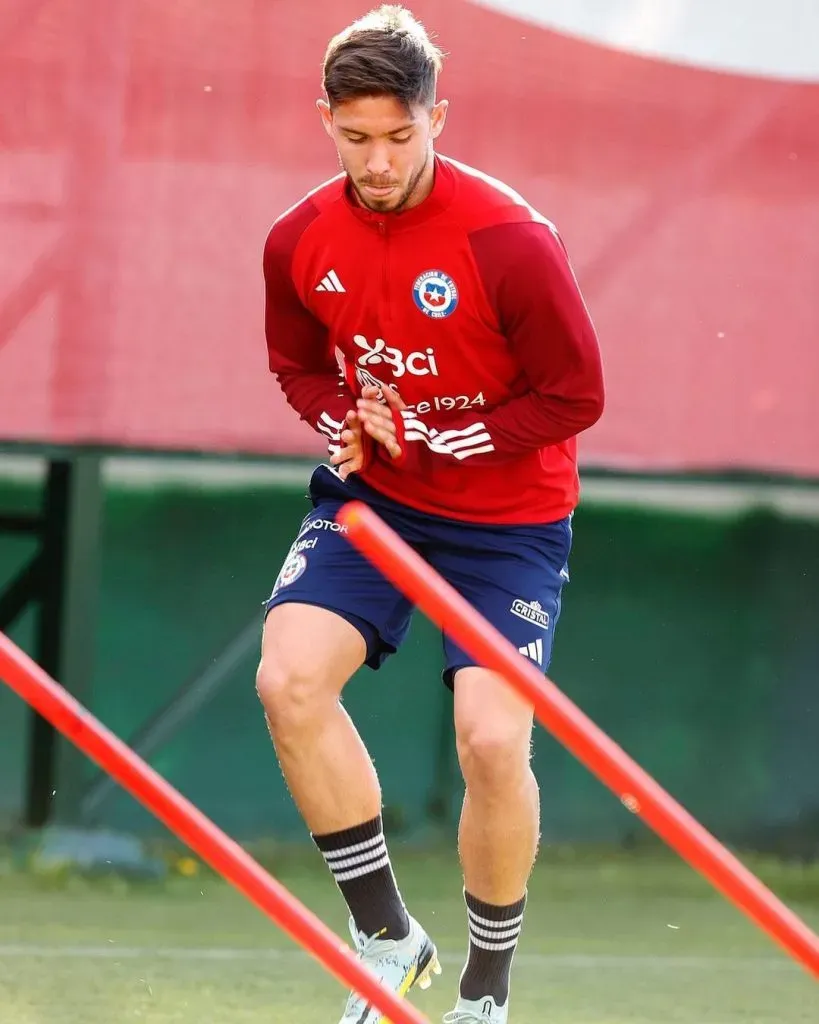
[443,994,509,1024]
[337,914,441,1024]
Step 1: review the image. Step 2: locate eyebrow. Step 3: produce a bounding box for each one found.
[339,124,416,137]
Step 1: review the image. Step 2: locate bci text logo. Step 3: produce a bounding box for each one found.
[292,537,317,554]
[353,334,439,378]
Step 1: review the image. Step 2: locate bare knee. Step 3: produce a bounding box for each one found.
[456,718,533,794]
[256,655,332,738]
[454,668,534,793]
[255,604,365,740]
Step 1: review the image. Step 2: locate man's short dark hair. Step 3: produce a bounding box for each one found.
[323,5,445,111]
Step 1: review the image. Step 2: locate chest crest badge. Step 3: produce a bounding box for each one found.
[412,270,459,319]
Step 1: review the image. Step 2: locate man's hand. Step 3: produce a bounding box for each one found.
[329,385,389,480]
[356,385,406,460]
[329,408,366,480]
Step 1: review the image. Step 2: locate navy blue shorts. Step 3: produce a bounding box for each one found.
[264,466,572,688]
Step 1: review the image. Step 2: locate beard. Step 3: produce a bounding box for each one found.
[348,151,431,213]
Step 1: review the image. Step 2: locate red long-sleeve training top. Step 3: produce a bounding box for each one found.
[263,154,604,524]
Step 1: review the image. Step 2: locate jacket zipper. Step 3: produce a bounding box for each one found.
[379,219,391,325]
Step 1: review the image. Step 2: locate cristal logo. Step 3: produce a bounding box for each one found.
[510,599,550,630]
[353,334,439,378]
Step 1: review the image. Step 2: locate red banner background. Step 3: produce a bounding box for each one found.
[1,0,817,474]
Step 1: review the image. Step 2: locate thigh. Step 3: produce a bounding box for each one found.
[264,468,414,669]
[453,665,535,753]
[427,516,573,689]
[261,602,368,699]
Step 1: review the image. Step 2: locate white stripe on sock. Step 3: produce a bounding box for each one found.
[468,933,521,952]
[323,844,388,873]
[331,853,391,882]
[322,834,384,861]
[467,908,525,930]
[469,922,522,942]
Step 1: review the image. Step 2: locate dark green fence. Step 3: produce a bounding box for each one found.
[1,471,817,853]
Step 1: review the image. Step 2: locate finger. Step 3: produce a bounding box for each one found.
[357,411,396,441]
[345,413,363,439]
[360,385,381,400]
[356,399,387,417]
[338,454,363,480]
[361,418,402,459]
[357,410,395,438]
[359,415,395,445]
[381,385,407,412]
[330,445,357,466]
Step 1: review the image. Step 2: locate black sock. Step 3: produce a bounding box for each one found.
[312,815,410,940]
[460,889,526,1005]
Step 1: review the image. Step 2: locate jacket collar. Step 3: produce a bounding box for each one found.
[342,154,455,232]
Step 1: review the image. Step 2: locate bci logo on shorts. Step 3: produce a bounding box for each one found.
[510,599,550,630]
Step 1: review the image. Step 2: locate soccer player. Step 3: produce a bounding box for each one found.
[258,5,604,1022]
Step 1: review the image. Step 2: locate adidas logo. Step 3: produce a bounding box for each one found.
[518,639,544,665]
[315,269,345,293]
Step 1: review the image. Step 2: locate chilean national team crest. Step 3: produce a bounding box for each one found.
[412,269,459,319]
[272,550,307,598]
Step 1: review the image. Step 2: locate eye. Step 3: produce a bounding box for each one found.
[392,134,413,145]
[344,135,368,145]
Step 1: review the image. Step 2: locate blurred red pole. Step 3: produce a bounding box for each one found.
[337,501,819,980]
[0,631,430,1024]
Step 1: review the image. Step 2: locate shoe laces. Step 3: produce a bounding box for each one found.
[442,1012,493,1024]
[341,923,399,1017]
[350,920,398,962]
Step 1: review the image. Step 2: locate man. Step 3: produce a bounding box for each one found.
[258,5,604,1023]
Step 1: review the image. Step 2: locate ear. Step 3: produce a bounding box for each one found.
[430,99,449,140]
[316,98,334,138]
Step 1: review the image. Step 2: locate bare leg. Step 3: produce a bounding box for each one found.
[454,667,538,904]
[256,603,378,832]
[257,602,409,941]
[453,666,537,1006]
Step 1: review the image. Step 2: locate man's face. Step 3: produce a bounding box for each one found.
[318,94,448,213]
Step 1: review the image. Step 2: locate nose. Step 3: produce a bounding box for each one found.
[365,142,392,179]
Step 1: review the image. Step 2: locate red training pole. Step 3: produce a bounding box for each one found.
[0,631,430,1024]
[337,501,819,980]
